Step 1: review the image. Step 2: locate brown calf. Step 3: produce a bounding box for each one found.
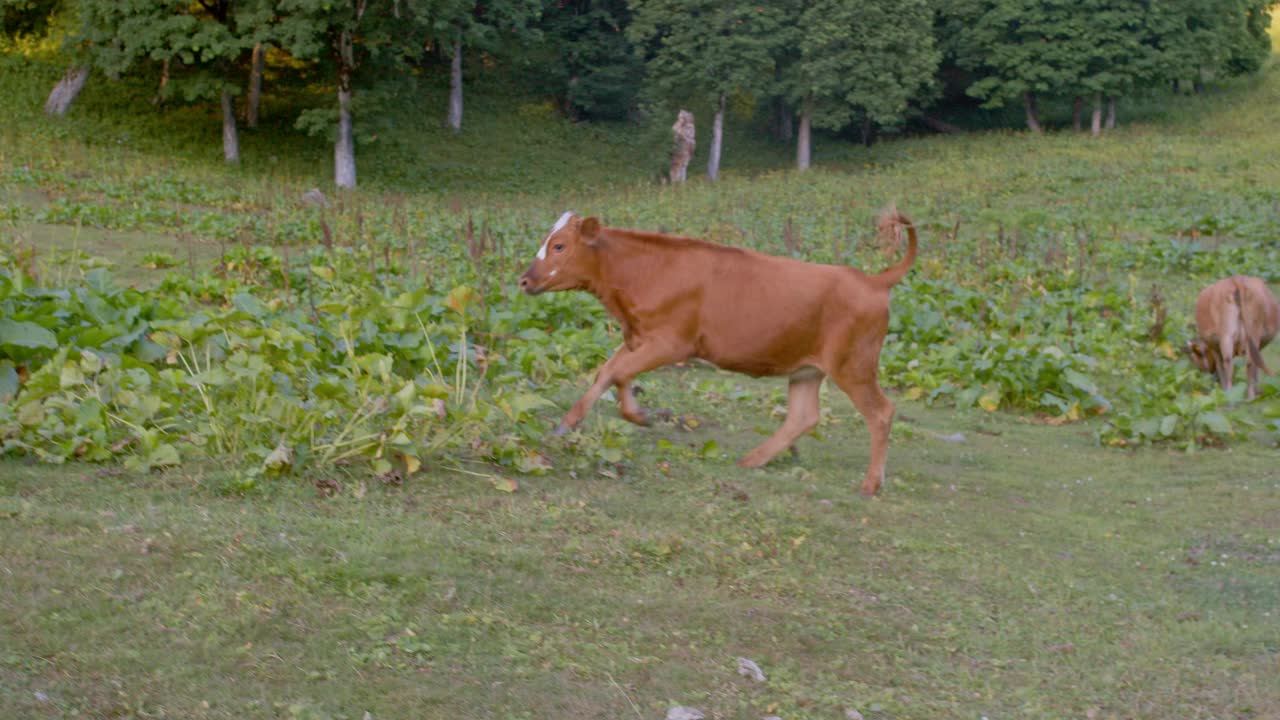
[1187,275,1278,400]
[518,209,918,497]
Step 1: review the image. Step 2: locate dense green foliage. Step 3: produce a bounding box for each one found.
[942,0,1272,128]
[2,0,1271,176]
[790,0,939,131]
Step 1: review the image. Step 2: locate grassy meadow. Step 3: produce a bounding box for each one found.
[2,37,1280,720]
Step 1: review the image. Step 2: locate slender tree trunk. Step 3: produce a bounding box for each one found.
[919,114,962,134]
[246,42,265,128]
[707,92,725,181]
[335,24,358,189]
[221,89,240,163]
[1090,93,1102,137]
[1104,96,1116,130]
[860,115,873,147]
[151,59,171,108]
[1071,96,1083,131]
[447,38,463,132]
[773,97,793,141]
[796,98,812,171]
[1022,91,1043,134]
[336,85,356,188]
[44,66,89,116]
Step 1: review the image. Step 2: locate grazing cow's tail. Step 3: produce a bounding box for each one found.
[872,208,918,289]
[1246,336,1273,376]
[1230,277,1273,376]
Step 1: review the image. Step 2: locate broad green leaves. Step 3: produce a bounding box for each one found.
[0,317,56,349]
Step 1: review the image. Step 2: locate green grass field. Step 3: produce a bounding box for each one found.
[2,38,1280,720]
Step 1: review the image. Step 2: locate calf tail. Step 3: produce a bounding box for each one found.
[872,208,918,289]
[1247,336,1273,376]
[1230,277,1273,376]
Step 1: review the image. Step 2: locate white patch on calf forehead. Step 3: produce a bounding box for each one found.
[535,211,575,261]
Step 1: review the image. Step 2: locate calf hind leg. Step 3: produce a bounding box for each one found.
[1216,341,1235,393]
[832,375,895,497]
[738,373,824,469]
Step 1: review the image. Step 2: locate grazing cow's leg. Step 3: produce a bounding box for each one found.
[1246,354,1260,401]
[831,373,895,498]
[738,372,824,469]
[554,341,686,435]
[1217,341,1234,393]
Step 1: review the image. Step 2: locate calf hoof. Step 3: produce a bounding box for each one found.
[622,411,651,427]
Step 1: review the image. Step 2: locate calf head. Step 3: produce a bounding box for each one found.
[1186,338,1216,374]
[519,211,601,295]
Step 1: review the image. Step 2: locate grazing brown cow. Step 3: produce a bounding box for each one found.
[1187,275,1279,400]
[519,209,918,497]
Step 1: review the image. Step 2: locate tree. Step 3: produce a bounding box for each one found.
[1063,0,1151,136]
[74,0,273,161]
[629,0,787,181]
[276,0,434,188]
[537,0,642,120]
[1,0,64,37]
[1148,0,1272,93]
[942,0,1090,134]
[432,0,541,132]
[785,0,938,168]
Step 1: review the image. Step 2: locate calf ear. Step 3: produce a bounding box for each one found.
[579,216,602,244]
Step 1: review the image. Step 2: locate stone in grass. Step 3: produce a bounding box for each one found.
[301,188,332,208]
[666,707,705,720]
[736,656,766,683]
[845,709,865,720]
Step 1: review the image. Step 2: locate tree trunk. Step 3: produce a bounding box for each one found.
[1104,96,1116,130]
[1022,91,1042,134]
[335,25,357,189]
[336,85,356,188]
[669,109,695,183]
[860,115,874,147]
[1090,93,1102,137]
[919,114,962,134]
[221,89,240,163]
[707,92,725,182]
[246,42,264,128]
[447,38,463,132]
[1071,96,1083,131]
[772,97,793,141]
[44,66,89,116]
[151,59,171,108]
[796,99,812,171]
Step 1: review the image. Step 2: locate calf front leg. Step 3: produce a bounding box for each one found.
[553,341,687,435]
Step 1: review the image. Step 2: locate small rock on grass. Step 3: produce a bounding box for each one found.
[667,707,705,720]
[736,656,766,683]
[301,188,331,208]
[845,708,865,720]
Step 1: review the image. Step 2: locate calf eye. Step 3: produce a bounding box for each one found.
[553,243,565,252]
